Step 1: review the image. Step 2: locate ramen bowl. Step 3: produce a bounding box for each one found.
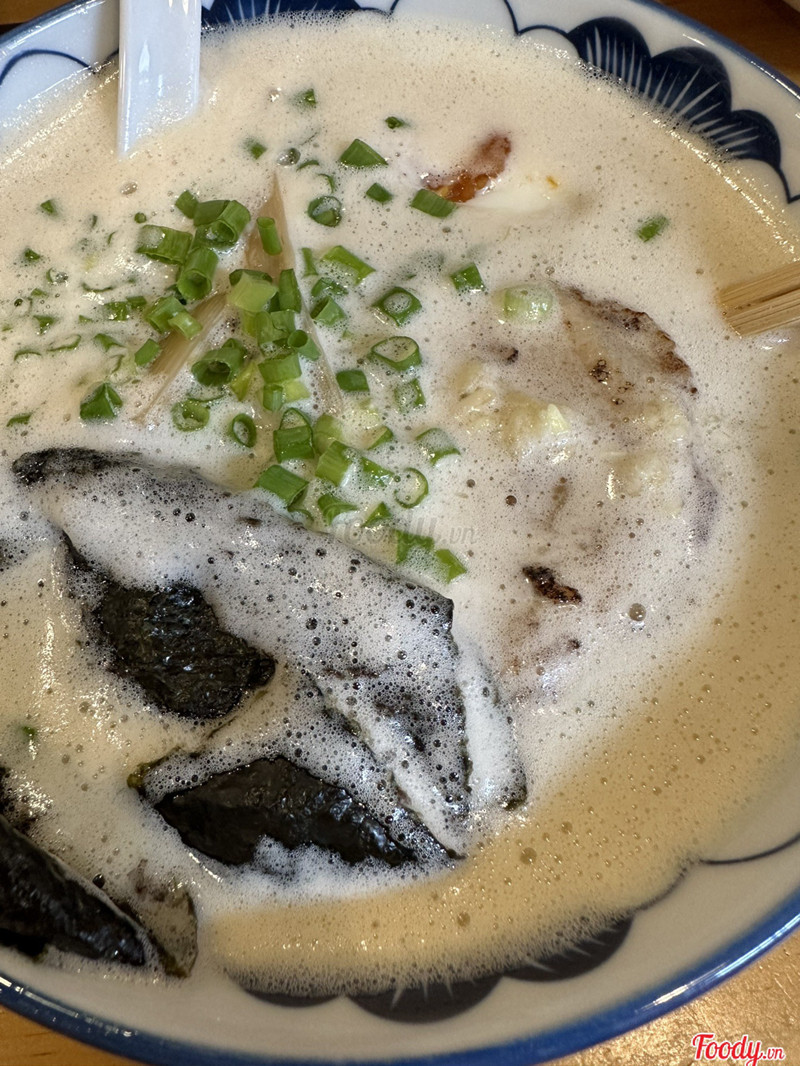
[0,2,799,1064]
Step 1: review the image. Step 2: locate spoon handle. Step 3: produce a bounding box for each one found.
[117,0,201,156]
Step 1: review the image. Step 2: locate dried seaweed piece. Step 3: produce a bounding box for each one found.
[154,757,415,868]
[0,813,146,965]
[93,580,276,720]
[523,565,582,604]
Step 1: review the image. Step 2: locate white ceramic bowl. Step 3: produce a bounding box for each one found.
[0,2,799,1064]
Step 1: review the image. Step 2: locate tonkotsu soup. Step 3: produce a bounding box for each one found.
[0,12,798,1000]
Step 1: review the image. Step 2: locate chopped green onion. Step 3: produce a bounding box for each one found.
[283,379,310,403]
[359,456,393,487]
[80,382,121,421]
[7,412,32,427]
[23,248,42,263]
[136,225,192,264]
[311,276,347,300]
[34,315,56,335]
[294,88,317,109]
[262,384,284,411]
[93,332,123,352]
[265,308,297,339]
[39,199,58,216]
[193,199,251,246]
[245,138,267,159]
[321,245,374,286]
[410,188,457,219]
[416,427,460,464]
[229,269,278,312]
[363,501,393,528]
[310,296,346,328]
[434,548,468,582]
[499,285,553,323]
[296,158,320,172]
[368,336,422,373]
[317,492,358,525]
[307,195,343,228]
[14,348,40,360]
[134,212,147,223]
[273,408,314,462]
[366,183,393,204]
[192,339,246,387]
[145,294,184,333]
[451,263,486,294]
[373,287,422,327]
[637,214,669,241]
[367,425,394,449]
[336,368,369,393]
[230,361,256,401]
[338,138,387,168]
[177,245,219,302]
[287,329,320,361]
[315,439,353,486]
[168,309,202,339]
[257,216,282,256]
[127,295,147,311]
[134,338,160,367]
[259,350,302,384]
[255,464,308,506]
[300,248,318,277]
[394,467,428,509]
[229,413,257,448]
[175,190,198,219]
[171,398,210,432]
[396,529,435,564]
[46,334,81,352]
[278,268,302,312]
[394,377,426,413]
[103,300,130,319]
[313,413,343,454]
[46,268,67,284]
[385,116,408,129]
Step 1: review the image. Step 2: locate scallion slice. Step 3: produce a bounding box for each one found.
[416,427,460,464]
[385,116,408,129]
[434,548,468,582]
[172,398,210,431]
[46,334,81,352]
[317,492,358,525]
[168,309,202,339]
[310,296,346,328]
[259,350,302,384]
[307,195,343,228]
[273,408,314,462]
[366,183,393,204]
[294,88,317,109]
[39,199,58,216]
[136,225,192,264]
[245,138,267,159]
[300,248,318,277]
[368,336,421,373]
[278,268,302,312]
[313,413,342,454]
[134,338,160,367]
[230,361,256,401]
[359,456,393,487]
[93,332,123,352]
[410,188,457,219]
[257,216,282,256]
[177,245,219,302]
[363,501,392,528]
[192,339,246,387]
[145,294,184,333]
[262,384,284,411]
[338,139,386,168]
[175,190,198,219]
[394,377,426,413]
[287,329,320,361]
[311,276,347,300]
[193,199,251,246]
[637,214,669,242]
[6,412,32,427]
[394,467,428,509]
[229,269,278,313]
[321,245,374,286]
[451,263,486,293]
[103,301,130,321]
[229,413,257,448]
[315,439,353,486]
[335,368,369,393]
[23,248,42,263]
[80,383,122,421]
[373,287,421,327]
[283,379,310,403]
[255,464,308,506]
[367,425,394,450]
[499,285,553,323]
[396,529,435,564]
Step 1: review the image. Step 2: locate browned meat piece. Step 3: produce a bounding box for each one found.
[426,133,511,203]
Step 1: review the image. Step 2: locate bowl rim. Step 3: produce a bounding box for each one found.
[0,2,799,1064]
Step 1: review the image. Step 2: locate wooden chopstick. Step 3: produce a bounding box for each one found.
[719,260,800,335]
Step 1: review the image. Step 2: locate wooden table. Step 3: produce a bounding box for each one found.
[0,0,798,1063]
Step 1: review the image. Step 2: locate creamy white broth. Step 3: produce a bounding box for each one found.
[0,14,798,996]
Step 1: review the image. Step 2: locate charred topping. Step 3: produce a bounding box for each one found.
[523,565,583,605]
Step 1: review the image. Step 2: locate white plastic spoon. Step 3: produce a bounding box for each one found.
[117,0,201,156]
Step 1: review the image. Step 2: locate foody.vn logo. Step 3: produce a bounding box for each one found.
[692,1033,786,1063]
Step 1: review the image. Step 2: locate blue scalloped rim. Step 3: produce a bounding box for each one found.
[0,0,799,1063]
